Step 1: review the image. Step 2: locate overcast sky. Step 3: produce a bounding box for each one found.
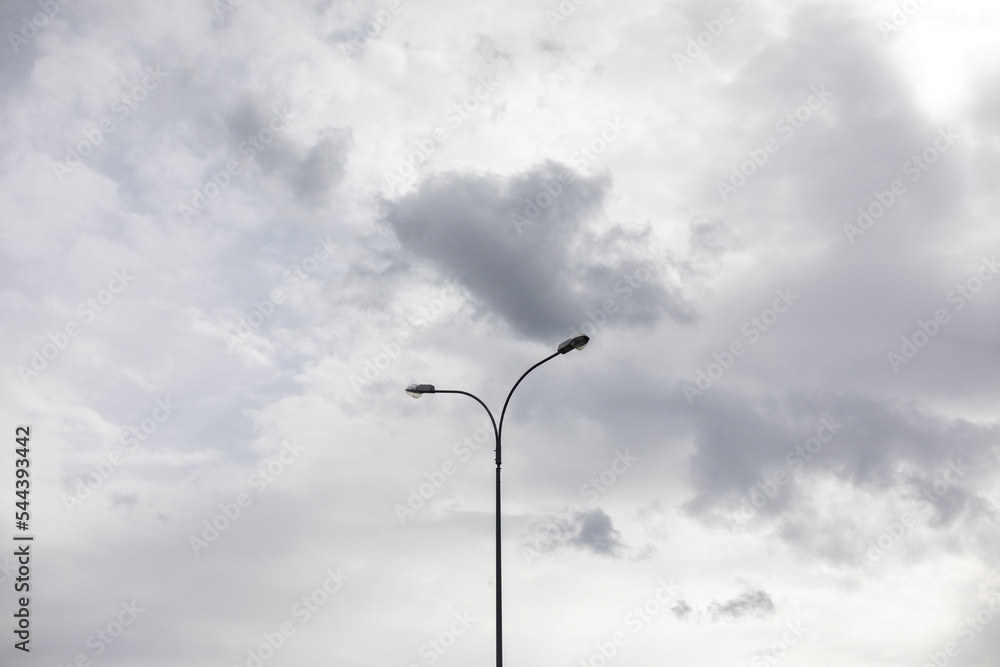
[2,0,1000,665]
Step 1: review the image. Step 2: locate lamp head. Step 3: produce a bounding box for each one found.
[405,383,436,398]
[557,334,590,354]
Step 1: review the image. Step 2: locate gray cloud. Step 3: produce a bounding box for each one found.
[573,507,623,555]
[380,161,694,340]
[707,590,776,621]
[525,507,625,557]
[292,127,353,207]
[684,391,998,516]
[671,599,692,619]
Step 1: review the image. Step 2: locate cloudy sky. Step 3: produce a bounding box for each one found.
[2,0,1000,665]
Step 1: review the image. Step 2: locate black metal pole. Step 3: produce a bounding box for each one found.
[495,440,502,667]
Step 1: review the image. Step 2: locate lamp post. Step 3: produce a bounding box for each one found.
[405,334,590,667]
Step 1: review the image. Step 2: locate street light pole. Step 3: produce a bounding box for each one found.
[405,334,590,667]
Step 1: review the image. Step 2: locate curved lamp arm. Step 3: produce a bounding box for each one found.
[432,389,499,449]
[496,352,559,465]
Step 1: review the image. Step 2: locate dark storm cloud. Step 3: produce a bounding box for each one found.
[525,507,624,557]
[683,391,998,519]
[380,161,694,340]
[678,389,999,568]
[574,508,623,555]
[708,590,775,621]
